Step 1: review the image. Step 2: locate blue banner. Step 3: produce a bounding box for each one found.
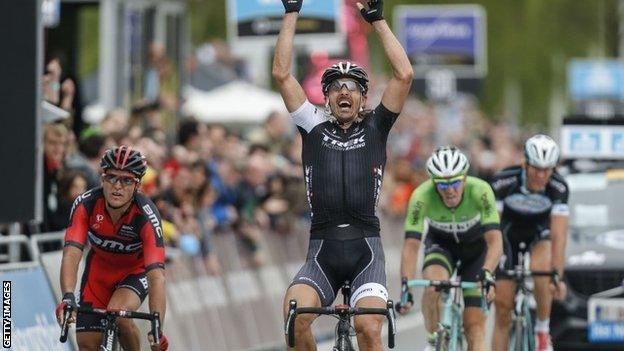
[589,321,624,343]
[0,267,73,351]
[568,60,624,101]
[229,0,339,37]
[395,5,486,77]
[561,125,624,159]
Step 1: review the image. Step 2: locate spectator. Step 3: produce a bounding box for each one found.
[247,111,292,155]
[49,170,88,231]
[65,129,113,188]
[41,123,69,232]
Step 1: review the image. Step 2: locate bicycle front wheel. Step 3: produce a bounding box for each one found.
[514,319,524,351]
[435,329,449,351]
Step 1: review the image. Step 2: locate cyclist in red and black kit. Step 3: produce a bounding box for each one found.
[55,146,168,351]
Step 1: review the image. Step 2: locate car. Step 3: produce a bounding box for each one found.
[551,168,624,351]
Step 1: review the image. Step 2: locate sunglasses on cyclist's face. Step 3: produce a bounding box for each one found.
[433,176,464,191]
[102,173,138,187]
[328,79,361,93]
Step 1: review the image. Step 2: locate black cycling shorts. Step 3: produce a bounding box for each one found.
[496,223,550,277]
[76,273,148,333]
[291,225,388,307]
[422,235,486,307]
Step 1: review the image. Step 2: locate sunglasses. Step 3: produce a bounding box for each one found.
[102,174,138,186]
[328,79,360,92]
[433,177,464,191]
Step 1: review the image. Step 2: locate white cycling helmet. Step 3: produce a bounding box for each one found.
[524,134,559,168]
[426,146,470,179]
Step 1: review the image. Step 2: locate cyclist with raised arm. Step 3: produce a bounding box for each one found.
[55,146,168,351]
[399,147,502,351]
[273,0,413,349]
[490,134,569,351]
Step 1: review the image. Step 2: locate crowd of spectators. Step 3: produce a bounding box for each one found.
[32,40,541,275]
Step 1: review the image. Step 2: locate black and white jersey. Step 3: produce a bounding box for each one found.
[290,100,399,234]
[490,166,569,237]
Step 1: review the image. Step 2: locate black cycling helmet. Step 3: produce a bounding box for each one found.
[100,145,147,179]
[321,61,369,96]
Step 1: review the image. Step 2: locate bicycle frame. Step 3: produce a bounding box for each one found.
[503,244,558,351]
[60,305,161,351]
[407,279,479,351]
[285,282,395,350]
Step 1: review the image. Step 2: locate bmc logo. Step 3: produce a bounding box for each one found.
[88,231,142,253]
[142,204,163,239]
[70,189,93,218]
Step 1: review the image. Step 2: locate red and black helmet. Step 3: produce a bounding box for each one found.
[100,145,147,179]
[321,61,369,96]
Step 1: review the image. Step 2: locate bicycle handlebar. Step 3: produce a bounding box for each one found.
[498,269,560,288]
[407,279,479,290]
[286,300,396,349]
[59,305,161,345]
[395,277,486,313]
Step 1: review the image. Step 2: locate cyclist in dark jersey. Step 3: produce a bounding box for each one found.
[273,0,413,349]
[399,147,502,350]
[55,146,168,351]
[490,134,569,351]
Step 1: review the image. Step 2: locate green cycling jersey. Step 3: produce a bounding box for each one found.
[404,176,500,243]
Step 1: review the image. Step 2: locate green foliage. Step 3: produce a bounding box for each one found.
[78,6,100,78]
[192,0,619,126]
[188,0,227,44]
[380,0,619,125]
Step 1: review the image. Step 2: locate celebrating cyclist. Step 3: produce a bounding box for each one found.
[273,0,413,349]
[55,146,168,351]
[490,134,569,351]
[399,147,502,351]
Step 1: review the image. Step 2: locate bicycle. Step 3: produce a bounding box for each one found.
[285,281,396,351]
[59,305,162,351]
[499,242,559,351]
[396,274,489,351]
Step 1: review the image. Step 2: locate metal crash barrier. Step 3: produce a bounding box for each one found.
[0,216,406,350]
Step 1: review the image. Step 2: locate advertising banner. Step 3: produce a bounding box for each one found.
[568,60,624,101]
[0,266,73,350]
[228,0,340,39]
[560,124,624,159]
[394,5,486,78]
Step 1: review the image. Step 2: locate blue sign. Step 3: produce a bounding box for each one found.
[229,0,340,37]
[613,132,624,153]
[561,125,624,159]
[394,5,486,77]
[0,267,74,350]
[589,321,624,343]
[569,131,601,153]
[568,60,624,101]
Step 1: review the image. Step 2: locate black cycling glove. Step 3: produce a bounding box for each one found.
[359,0,384,24]
[282,0,303,13]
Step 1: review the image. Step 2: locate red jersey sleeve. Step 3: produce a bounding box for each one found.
[139,202,166,272]
[64,196,90,250]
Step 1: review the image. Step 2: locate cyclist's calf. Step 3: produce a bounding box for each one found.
[77,333,103,351]
[464,307,486,351]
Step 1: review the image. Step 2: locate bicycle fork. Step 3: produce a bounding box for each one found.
[100,315,118,351]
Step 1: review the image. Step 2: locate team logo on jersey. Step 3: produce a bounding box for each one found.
[70,189,93,219]
[119,225,139,239]
[321,132,366,151]
[142,204,163,240]
[504,193,552,215]
[428,214,481,233]
[94,213,104,229]
[88,231,142,253]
